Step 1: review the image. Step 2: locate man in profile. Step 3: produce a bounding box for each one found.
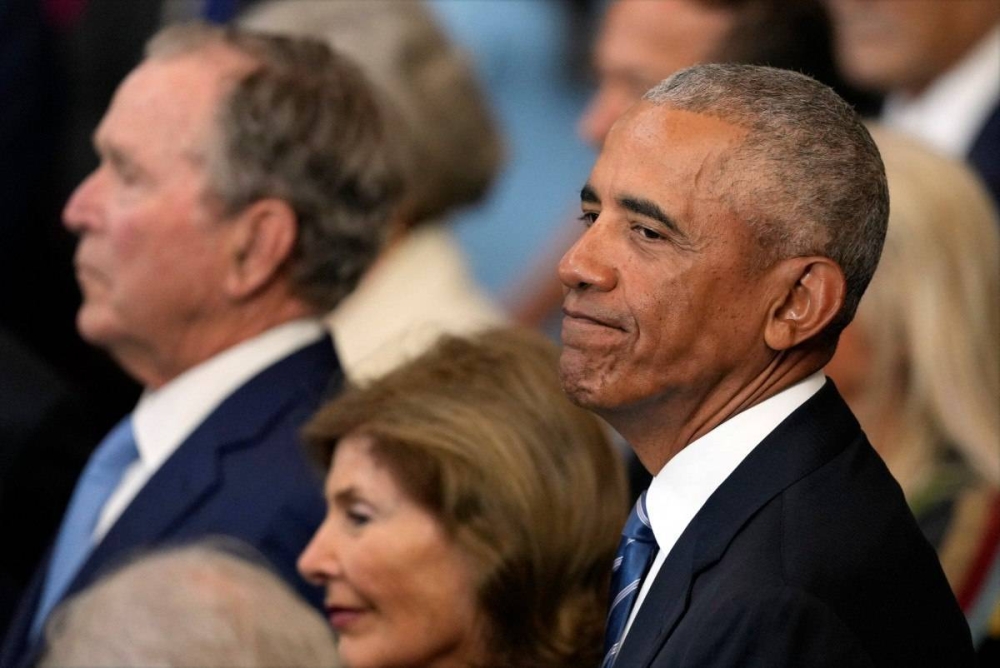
[1,22,400,668]
[560,63,973,665]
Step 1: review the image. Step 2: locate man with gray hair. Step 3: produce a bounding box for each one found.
[240,0,508,382]
[1,21,399,668]
[37,543,342,668]
[561,63,973,666]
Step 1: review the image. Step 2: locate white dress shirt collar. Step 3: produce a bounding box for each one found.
[94,318,326,540]
[621,371,827,640]
[882,25,1000,157]
[132,318,326,469]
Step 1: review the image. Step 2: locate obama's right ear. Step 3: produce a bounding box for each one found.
[762,256,846,352]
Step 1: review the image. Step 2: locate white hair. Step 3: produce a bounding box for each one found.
[39,540,341,668]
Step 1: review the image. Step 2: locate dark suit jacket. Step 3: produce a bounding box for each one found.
[615,382,974,667]
[968,102,1000,208]
[0,336,340,668]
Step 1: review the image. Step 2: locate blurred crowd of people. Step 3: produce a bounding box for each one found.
[0,1,997,667]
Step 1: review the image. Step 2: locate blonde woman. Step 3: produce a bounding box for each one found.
[827,125,1000,645]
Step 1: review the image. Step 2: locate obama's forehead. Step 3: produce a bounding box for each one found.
[590,103,748,214]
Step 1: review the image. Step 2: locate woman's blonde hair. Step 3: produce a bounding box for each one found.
[854,125,999,492]
[305,328,627,668]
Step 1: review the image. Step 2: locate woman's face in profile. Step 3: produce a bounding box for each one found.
[298,433,485,668]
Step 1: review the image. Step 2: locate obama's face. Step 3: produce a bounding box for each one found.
[561,103,773,421]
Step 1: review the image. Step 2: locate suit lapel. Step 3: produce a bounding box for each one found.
[60,336,340,602]
[615,382,862,668]
[614,526,697,667]
[968,101,1000,204]
[0,551,48,668]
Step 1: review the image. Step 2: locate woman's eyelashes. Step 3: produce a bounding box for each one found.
[345,504,373,527]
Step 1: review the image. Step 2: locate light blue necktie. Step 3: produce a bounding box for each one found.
[30,415,138,639]
[602,491,659,668]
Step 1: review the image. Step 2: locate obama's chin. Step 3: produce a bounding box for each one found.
[559,355,611,412]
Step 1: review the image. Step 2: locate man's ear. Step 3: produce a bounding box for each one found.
[224,198,298,300]
[764,256,845,351]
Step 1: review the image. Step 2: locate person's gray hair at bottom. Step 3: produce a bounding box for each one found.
[36,540,341,668]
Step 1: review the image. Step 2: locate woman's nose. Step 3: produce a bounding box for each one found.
[297,521,341,585]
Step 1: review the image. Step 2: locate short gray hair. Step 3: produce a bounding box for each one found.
[147,22,403,311]
[644,63,888,335]
[239,0,503,225]
[39,541,341,668]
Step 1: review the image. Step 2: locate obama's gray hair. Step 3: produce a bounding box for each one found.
[645,63,888,335]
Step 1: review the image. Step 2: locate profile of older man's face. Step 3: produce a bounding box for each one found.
[61,50,250,379]
[559,101,775,419]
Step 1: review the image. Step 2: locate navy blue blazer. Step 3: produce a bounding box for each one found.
[615,381,974,667]
[1,335,340,668]
[968,102,1000,208]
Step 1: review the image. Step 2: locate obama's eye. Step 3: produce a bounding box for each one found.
[632,225,664,241]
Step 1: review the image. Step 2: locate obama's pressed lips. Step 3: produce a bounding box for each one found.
[561,304,628,332]
[561,304,630,349]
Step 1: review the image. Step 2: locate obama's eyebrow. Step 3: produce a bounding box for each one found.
[581,184,690,244]
[618,194,685,238]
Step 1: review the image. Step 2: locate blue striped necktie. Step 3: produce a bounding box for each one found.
[602,491,659,668]
[30,415,138,639]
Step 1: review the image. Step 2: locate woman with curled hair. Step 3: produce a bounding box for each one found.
[298,328,628,668]
[827,125,1000,645]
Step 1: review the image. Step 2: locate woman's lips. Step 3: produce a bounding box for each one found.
[326,606,365,631]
